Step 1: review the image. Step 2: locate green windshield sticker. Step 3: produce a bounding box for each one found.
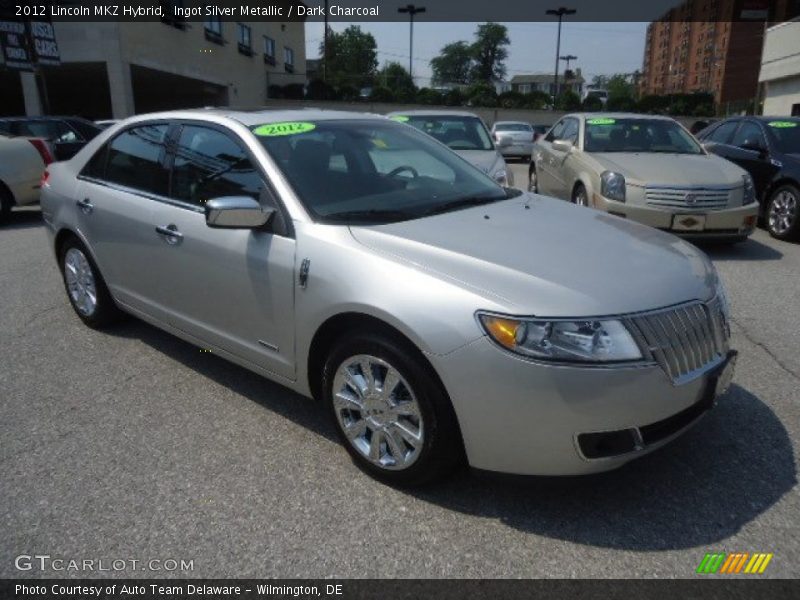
[586,118,616,125]
[767,121,797,128]
[389,115,409,122]
[254,122,316,137]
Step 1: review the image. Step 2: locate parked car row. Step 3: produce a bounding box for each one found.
[41,107,738,486]
[0,133,52,223]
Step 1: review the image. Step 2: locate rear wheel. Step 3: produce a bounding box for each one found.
[766,184,800,241]
[59,237,122,328]
[322,331,463,486]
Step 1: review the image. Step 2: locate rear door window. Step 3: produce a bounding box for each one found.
[104,124,170,196]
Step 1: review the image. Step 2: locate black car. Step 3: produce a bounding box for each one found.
[0,116,101,161]
[697,116,800,241]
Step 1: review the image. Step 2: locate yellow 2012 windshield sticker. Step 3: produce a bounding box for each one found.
[768,121,797,128]
[254,122,316,136]
[586,118,616,125]
[390,115,410,122]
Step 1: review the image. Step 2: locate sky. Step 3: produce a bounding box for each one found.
[304,22,649,86]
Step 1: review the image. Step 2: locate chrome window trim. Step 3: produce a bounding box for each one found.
[76,175,204,214]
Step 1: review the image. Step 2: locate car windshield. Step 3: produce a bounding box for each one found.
[765,120,800,153]
[584,117,703,154]
[398,115,494,151]
[252,119,512,224]
[495,123,532,132]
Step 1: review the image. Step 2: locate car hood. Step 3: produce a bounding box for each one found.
[454,149,504,175]
[350,195,718,316]
[592,152,745,187]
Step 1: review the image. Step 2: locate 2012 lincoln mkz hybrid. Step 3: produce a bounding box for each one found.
[41,109,737,485]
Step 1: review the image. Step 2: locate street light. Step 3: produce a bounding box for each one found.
[560,54,578,71]
[546,6,576,107]
[398,4,426,80]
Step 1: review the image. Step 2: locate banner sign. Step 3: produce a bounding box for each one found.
[0,18,60,70]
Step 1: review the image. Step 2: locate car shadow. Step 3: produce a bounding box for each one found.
[408,383,796,551]
[106,318,340,444]
[2,207,43,231]
[697,237,783,261]
[104,319,794,551]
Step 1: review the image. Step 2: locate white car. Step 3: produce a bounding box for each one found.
[387,110,513,187]
[0,134,52,223]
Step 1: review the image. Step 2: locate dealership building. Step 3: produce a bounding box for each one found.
[0,19,306,119]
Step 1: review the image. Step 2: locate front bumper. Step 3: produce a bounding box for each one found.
[432,336,733,476]
[593,195,759,239]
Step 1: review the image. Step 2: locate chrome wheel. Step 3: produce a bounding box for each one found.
[64,248,97,316]
[769,189,797,236]
[574,186,588,207]
[332,354,424,471]
[528,169,538,193]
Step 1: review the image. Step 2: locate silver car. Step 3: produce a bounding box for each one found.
[490,121,535,161]
[41,109,736,485]
[387,110,513,187]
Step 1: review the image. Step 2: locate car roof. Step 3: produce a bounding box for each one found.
[117,108,389,127]
[493,121,531,126]
[569,112,678,121]
[386,109,481,118]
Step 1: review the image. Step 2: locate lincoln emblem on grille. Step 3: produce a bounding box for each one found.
[685,193,698,205]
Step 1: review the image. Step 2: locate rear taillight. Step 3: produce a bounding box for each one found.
[28,138,54,166]
[41,169,50,187]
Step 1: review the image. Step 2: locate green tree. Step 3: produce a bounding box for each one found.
[469,22,510,83]
[430,41,473,86]
[377,62,417,102]
[556,90,581,111]
[582,95,603,111]
[320,25,378,90]
[591,74,610,89]
[607,74,635,102]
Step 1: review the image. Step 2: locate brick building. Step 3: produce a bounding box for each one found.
[639,0,798,110]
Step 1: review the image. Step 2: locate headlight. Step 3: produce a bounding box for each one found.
[493,168,510,187]
[600,171,626,202]
[742,173,756,204]
[478,313,642,363]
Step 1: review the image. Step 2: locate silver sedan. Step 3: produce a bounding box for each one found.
[41,109,736,485]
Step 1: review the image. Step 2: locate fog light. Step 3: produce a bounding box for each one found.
[744,215,757,227]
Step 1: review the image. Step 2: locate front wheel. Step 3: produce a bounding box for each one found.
[528,166,538,193]
[572,183,589,207]
[322,331,463,486]
[767,184,800,241]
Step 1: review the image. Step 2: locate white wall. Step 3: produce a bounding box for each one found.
[762,76,800,116]
[759,20,800,116]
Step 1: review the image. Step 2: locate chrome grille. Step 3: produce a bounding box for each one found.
[624,299,730,382]
[645,187,732,210]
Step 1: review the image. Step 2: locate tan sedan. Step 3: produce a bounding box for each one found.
[529,113,759,242]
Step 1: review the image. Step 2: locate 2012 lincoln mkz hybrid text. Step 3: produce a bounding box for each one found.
[41,109,737,485]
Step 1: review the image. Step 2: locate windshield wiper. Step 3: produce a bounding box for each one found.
[324,208,417,223]
[419,195,504,217]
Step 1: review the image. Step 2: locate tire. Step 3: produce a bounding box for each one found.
[58,237,122,329]
[321,331,464,486]
[528,165,538,193]
[572,183,589,207]
[0,184,12,225]
[766,184,800,241]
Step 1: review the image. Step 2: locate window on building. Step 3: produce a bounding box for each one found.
[263,36,276,65]
[284,46,294,73]
[237,23,252,55]
[519,83,531,94]
[204,16,222,43]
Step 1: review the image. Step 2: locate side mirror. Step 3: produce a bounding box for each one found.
[552,139,574,153]
[205,196,274,229]
[740,141,766,157]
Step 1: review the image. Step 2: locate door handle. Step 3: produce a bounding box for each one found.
[155,224,184,244]
[76,198,94,214]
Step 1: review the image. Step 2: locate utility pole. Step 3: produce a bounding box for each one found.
[560,54,577,71]
[398,4,426,80]
[546,6,576,107]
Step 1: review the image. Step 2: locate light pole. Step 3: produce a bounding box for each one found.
[398,4,426,80]
[546,6,576,107]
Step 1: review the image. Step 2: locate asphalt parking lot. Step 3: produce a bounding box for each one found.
[2,174,799,577]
